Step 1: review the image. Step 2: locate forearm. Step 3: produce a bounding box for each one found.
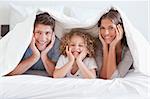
[53,61,74,78]
[76,60,96,79]
[8,55,39,75]
[99,46,109,78]
[100,46,117,79]
[41,55,55,77]
[106,46,117,78]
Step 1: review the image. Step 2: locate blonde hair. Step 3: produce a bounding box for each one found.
[60,30,96,57]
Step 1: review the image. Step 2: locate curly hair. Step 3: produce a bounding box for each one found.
[60,30,96,57]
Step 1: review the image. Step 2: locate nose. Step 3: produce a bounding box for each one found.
[104,29,109,36]
[39,33,46,42]
[74,45,80,51]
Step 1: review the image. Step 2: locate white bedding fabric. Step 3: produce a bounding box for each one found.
[0,72,149,99]
[0,5,150,76]
[0,5,150,98]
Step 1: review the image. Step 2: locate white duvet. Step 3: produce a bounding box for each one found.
[0,71,149,99]
[0,5,150,98]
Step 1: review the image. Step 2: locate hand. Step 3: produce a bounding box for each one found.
[110,24,123,47]
[66,46,75,62]
[41,32,56,57]
[30,36,40,58]
[99,31,108,48]
[76,47,88,62]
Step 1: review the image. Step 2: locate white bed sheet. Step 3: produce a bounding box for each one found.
[0,71,149,99]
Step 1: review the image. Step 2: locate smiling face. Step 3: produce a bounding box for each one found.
[69,35,86,58]
[99,18,116,44]
[34,24,53,51]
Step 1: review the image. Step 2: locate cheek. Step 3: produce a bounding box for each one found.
[69,46,74,51]
[110,31,116,37]
[47,34,52,42]
[100,32,105,38]
[34,33,39,40]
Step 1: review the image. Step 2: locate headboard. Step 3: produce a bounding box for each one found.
[0,25,9,38]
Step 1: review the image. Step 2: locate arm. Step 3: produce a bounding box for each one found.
[8,37,40,75]
[8,54,40,75]
[100,46,117,79]
[76,48,96,79]
[76,59,96,79]
[53,60,74,78]
[41,55,55,77]
[53,46,75,78]
[117,47,133,77]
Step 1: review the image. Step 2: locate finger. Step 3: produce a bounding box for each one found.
[52,32,56,41]
[65,46,69,54]
[115,26,120,39]
[69,47,72,54]
[117,25,123,39]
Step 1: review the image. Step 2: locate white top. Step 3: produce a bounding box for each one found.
[56,55,97,78]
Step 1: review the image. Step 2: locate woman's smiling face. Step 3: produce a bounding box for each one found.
[99,18,116,44]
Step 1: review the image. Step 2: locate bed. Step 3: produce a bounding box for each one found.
[0,71,149,99]
[0,3,150,99]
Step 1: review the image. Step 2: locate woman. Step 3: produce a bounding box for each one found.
[96,8,134,79]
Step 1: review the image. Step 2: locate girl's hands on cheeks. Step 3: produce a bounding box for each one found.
[76,47,88,62]
[66,46,75,62]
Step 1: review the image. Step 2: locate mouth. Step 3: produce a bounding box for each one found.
[35,41,48,51]
[72,51,80,56]
[37,41,47,45]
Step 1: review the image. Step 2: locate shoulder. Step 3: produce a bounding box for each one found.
[122,45,133,62]
[84,57,97,64]
[58,55,68,61]
[54,36,60,46]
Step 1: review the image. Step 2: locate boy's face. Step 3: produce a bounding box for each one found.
[34,24,53,51]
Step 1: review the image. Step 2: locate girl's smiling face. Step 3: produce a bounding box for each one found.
[69,35,86,58]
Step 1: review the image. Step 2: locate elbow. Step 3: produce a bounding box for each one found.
[53,71,63,78]
[83,74,96,79]
[99,73,112,80]
[6,71,20,76]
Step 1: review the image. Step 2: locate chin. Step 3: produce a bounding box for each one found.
[105,39,113,44]
[37,46,47,51]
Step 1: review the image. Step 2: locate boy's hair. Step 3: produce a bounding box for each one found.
[60,30,96,57]
[34,12,55,31]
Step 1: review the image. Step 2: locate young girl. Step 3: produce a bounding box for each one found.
[96,8,134,79]
[53,31,97,79]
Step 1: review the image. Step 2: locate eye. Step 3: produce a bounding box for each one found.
[100,27,105,30]
[46,32,50,35]
[79,44,84,47]
[35,31,41,35]
[108,26,115,31]
[70,44,75,46]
